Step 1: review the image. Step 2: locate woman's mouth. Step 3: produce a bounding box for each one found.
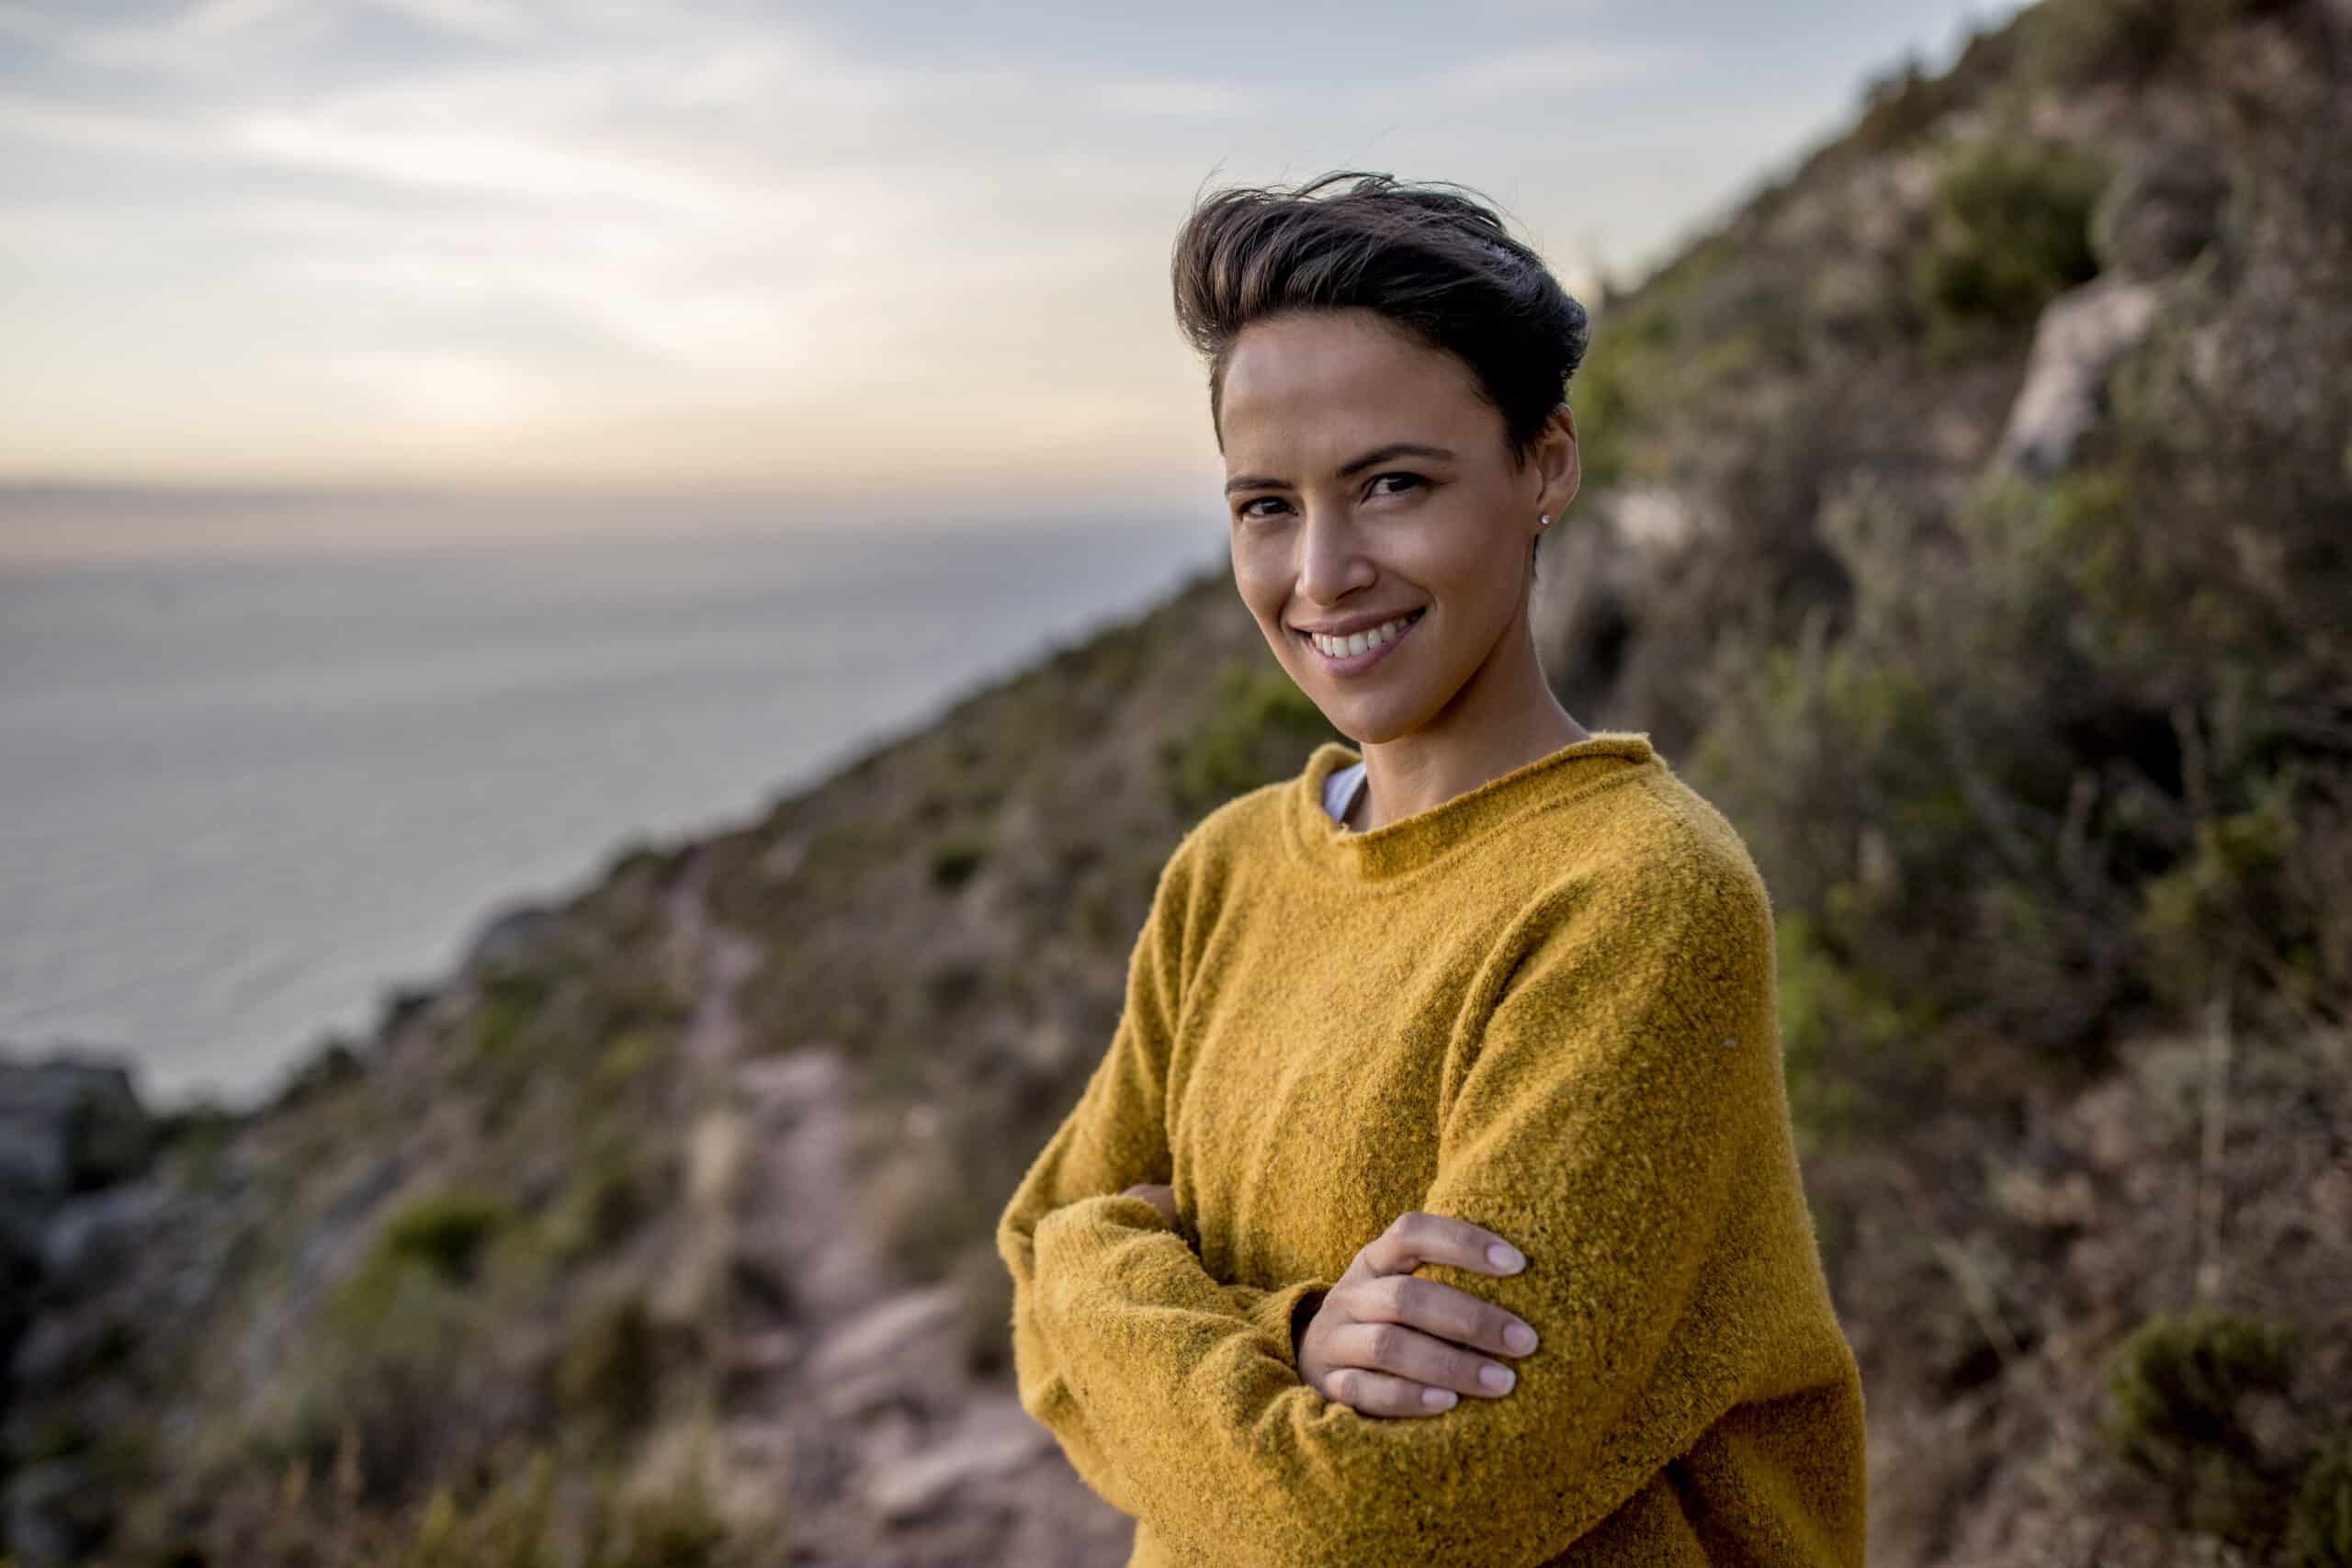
[1296,606,1426,675]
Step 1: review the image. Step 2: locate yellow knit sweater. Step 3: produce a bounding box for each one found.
[996,731,1867,1567]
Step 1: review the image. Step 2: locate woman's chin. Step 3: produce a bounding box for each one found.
[1315,698,1424,749]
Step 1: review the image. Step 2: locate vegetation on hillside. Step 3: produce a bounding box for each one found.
[4,0,2344,1562]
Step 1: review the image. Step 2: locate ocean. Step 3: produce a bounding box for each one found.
[0,514,1227,1113]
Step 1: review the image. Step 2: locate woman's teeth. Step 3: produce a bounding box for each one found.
[1310,610,1420,659]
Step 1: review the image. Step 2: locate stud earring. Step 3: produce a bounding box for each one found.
[1538,513,1552,527]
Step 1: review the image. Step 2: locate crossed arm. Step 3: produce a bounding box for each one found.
[994,845,1778,1567]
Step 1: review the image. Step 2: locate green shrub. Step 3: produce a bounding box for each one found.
[801,819,890,891]
[585,1436,741,1568]
[2104,1309,2302,1544]
[2026,0,2192,83]
[474,971,552,1054]
[592,1030,662,1094]
[1566,328,1641,490]
[378,1190,514,1287]
[2291,1438,2352,1568]
[25,1412,93,1463]
[1909,137,2108,363]
[262,1262,490,1499]
[543,1135,651,1267]
[1852,57,1957,153]
[2135,769,2310,1006]
[1569,232,1755,488]
[1772,911,1935,1155]
[556,1292,658,1445]
[271,1037,368,1111]
[1160,660,1340,815]
[395,1449,559,1568]
[928,834,990,890]
[2025,0,2297,87]
[360,1438,754,1568]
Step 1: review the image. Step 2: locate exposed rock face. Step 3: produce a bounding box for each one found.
[2090,141,2228,281]
[0,1052,157,1568]
[0,1053,154,1325]
[1993,275,2161,477]
[0,1055,153,1216]
[457,900,559,976]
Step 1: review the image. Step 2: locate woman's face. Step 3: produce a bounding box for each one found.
[1217,306,1576,744]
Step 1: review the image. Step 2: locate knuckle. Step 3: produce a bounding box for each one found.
[1365,1324,1404,1365]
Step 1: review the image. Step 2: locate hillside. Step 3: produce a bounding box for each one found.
[5,0,2347,1562]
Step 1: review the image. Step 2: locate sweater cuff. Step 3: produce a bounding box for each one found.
[1244,1277,1332,1374]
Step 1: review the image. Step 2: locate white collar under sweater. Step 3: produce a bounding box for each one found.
[1320,757,1368,826]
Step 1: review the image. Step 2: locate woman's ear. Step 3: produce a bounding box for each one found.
[1536,403,1580,520]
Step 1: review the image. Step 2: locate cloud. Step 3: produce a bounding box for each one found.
[0,0,2011,503]
[1435,40,1671,94]
[0,96,209,155]
[1083,80,1248,118]
[229,111,732,212]
[168,0,305,39]
[366,0,536,45]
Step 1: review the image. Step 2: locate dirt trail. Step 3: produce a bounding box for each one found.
[651,845,1099,1562]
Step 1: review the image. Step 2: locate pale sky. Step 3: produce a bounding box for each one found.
[2,0,2022,547]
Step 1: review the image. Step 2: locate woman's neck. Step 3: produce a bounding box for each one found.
[1351,703,1589,833]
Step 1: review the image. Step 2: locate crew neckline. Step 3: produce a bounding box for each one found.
[1283,731,1660,888]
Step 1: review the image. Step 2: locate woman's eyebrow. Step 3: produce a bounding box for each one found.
[1223,441,1457,494]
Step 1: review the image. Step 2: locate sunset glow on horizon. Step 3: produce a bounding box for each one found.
[4,0,2024,554]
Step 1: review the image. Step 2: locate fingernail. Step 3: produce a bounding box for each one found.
[1505,1323,1538,1354]
[1424,1387,1458,1408]
[1487,1243,1523,1271]
[1479,1363,1515,1393]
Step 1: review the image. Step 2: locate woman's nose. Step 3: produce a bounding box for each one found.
[1294,503,1369,601]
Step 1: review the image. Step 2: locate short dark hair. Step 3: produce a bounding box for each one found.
[1170,169,1590,468]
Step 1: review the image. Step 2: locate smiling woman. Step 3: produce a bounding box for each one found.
[997,171,1867,1566]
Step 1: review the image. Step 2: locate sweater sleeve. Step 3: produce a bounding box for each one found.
[995,835,1339,1518]
[1014,846,1782,1568]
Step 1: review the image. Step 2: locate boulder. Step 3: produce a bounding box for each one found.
[1992,275,2161,477]
[0,1054,153,1264]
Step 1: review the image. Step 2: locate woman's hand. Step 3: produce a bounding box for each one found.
[1120,1181,1180,1226]
[1296,1211,1540,1418]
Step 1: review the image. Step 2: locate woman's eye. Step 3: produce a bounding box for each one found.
[1237,497,1287,522]
[1370,472,1425,498]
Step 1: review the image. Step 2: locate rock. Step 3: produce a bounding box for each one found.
[4,1455,111,1566]
[459,902,556,974]
[0,1055,153,1201]
[805,1284,967,1419]
[1992,275,2161,477]
[805,1284,966,1385]
[36,1181,173,1298]
[862,1398,1054,1525]
[0,1055,153,1269]
[2090,144,2227,282]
